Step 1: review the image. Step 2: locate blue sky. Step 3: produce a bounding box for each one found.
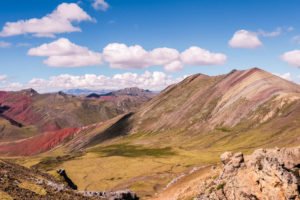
[0,0,300,92]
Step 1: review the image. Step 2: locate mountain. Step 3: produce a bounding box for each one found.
[1,68,300,199]
[63,89,113,96]
[0,87,153,143]
[86,87,154,98]
[108,87,154,97]
[129,68,300,133]
[2,68,299,154]
[63,68,300,151]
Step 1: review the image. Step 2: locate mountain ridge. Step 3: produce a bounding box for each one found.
[1,67,300,155]
[127,67,300,133]
[0,87,153,143]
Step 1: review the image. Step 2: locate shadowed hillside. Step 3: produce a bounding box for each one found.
[1,68,300,199]
[0,88,153,142]
[62,68,300,151]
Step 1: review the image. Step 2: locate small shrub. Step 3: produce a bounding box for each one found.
[216,182,226,190]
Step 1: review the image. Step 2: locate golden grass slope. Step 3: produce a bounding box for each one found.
[4,68,300,199]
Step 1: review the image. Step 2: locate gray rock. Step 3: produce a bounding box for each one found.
[196,147,300,200]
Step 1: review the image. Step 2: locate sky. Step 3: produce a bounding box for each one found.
[0,0,300,92]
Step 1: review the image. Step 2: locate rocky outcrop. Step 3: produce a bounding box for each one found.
[196,147,300,200]
[57,169,78,190]
[0,160,139,200]
[81,190,139,200]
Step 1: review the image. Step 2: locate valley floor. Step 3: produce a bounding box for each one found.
[6,127,299,199]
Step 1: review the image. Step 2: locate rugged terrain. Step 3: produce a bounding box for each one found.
[0,87,153,155]
[129,68,300,133]
[0,68,299,199]
[0,159,138,200]
[195,146,300,200]
[153,146,300,200]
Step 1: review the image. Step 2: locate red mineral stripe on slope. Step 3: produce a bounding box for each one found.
[0,91,41,126]
[0,91,59,132]
[226,68,260,88]
[0,127,79,156]
[0,91,8,98]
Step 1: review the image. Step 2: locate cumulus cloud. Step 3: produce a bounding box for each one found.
[281,50,300,67]
[103,43,226,70]
[0,71,185,92]
[229,30,262,49]
[229,27,293,49]
[0,41,11,48]
[28,38,102,67]
[0,3,92,38]
[103,43,180,69]
[180,46,227,65]
[93,0,109,11]
[164,60,183,72]
[274,72,292,81]
[28,40,226,70]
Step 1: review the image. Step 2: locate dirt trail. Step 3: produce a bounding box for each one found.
[151,165,216,200]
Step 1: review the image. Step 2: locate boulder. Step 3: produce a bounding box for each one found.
[196,147,300,200]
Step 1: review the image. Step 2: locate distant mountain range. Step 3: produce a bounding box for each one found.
[0,87,154,150]
[0,68,300,199]
[65,88,158,96]
[86,87,154,98]
[63,89,113,95]
[0,68,299,156]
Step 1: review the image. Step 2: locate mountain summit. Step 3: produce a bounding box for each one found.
[129,68,300,133]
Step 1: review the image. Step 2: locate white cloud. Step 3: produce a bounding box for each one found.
[0,41,11,48]
[229,30,262,49]
[28,38,102,67]
[164,60,183,72]
[28,40,226,71]
[281,50,300,67]
[102,43,180,69]
[0,75,7,82]
[257,27,282,37]
[180,46,227,65]
[3,82,23,90]
[150,47,180,65]
[274,72,292,81]
[0,3,92,38]
[103,43,226,70]
[103,43,151,69]
[0,71,185,92]
[93,0,109,11]
[229,27,293,49]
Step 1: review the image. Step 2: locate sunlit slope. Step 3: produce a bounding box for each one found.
[12,68,300,199]
[60,68,300,152]
[130,68,300,133]
[0,88,152,142]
